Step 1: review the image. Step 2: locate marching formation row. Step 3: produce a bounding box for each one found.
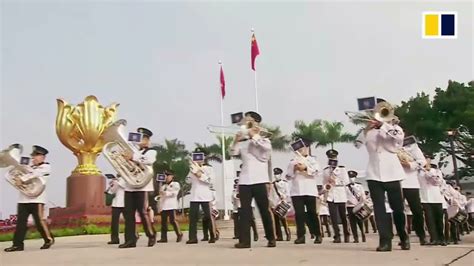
[1,104,473,253]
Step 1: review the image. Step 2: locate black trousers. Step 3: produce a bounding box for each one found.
[328,201,349,237]
[320,215,331,237]
[160,209,181,240]
[403,188,426,240]
[111,207,125,242]
[238,183,275,245]
[292,196,321,238]
[367,180,408,242]
[443,209,450,241]
[124,191,156,243]
[273,212,290,239]
[13,203,52,247]
[233,209,258,238]
[188,201,214,241]
[422,203,444,242]
[202,212,218,239]
[347,206,365,240]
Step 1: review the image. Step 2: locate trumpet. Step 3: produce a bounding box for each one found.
[293,150,317,175]
[188,156,204,175]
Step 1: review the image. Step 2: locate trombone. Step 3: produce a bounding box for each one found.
[207,122,273,138]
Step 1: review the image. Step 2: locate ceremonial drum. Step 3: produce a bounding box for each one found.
[274,201,291,218]
[447,205,468,224]
[212,209,219,219]
[353,203,373,221]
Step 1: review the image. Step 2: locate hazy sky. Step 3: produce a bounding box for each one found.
[1,1,472,217]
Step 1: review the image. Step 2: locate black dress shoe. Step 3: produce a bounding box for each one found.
[235,243,251,249]
[208,238,216,244]
[157,239,168,243]
[148,236,156,247]
[353,239,359,243]
[40,239,54,250]
[119,241,136,248]
[419,238,427,246]
[201,237,209,242]
[267,240,276,247]
[314,236,322,244]
[294,237,305,244]
[333,236,341,243]
[4,246,23,252]
[344,235,350,243]
[186,239,198,244]
[376,242,392,252]
[400,239,410,250]
[176,233,183,243]
[108,240,120,245]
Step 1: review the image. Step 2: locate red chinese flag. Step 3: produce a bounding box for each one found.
[220,66,226,99]
[251,33,260,71]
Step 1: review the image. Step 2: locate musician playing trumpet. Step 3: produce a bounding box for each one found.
[4,145,54,252]
[185,149,216,244]
[419,160,446,246]
[287,139,322,244]
[157,170,183,243]
[322,149,350,243]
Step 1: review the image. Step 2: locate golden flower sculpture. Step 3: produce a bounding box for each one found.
[56,95,119,175]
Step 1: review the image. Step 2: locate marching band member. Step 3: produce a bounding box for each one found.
[157,170,183,243]
[231,177,259,241]
[399,136,427,245]
[318,186,331,238]
[364,191,377,234]
[270,168,291,242]
[419,162,446,246]
[4,145,54,252]
[202,186,219,241]
[186,149,216,244]
[322,149,350,243]
[231,111,276,248]
[287,139,322,244]
[356,109,410,252]
[346,170,366,243]
[106,175,125,245]
[120,127,157,248]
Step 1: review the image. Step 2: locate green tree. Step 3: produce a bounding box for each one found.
[261,124,291,152]
[395,80,474,179]
[291,120,323,155]
[153,139,190,199]
[314,121,355,150]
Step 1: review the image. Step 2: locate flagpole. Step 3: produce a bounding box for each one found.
[219,61,230,220]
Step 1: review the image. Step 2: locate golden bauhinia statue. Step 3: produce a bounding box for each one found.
[56,95,119,175]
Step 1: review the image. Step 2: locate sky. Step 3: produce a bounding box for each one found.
[1,1,472,218]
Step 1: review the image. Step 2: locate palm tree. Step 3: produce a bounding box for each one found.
[195,135,234,163]
[315,121,355,150]
[291,120,323,155]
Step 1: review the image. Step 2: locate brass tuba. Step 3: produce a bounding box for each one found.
[102,119,154,189]
[0,144,45,197]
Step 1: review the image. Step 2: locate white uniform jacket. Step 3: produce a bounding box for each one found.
[124,148,157,192]
[287,156,320,197]
[322,166,350,203]
[363,123,407,183]
[231,135,272,185]
[18,162,51,204]
[160,181,180,211]
[186,165,214,202]
[401,143,426,189]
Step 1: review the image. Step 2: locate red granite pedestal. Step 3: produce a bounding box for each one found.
[49,174,111,226]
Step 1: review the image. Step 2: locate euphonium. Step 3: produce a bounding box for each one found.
[102,119,154,189]
[345,101,398,125]
[397,149,414,165]
[0,144,45,197]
